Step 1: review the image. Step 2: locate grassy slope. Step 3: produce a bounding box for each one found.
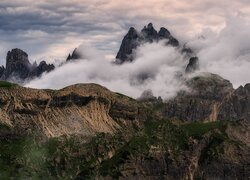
[0,81,16,88]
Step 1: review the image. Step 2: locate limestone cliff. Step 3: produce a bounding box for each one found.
[0,83,143,139]
[0,48,55,82]
[163,73,250,122]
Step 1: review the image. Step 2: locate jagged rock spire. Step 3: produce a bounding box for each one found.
[1,48,55,81]
[141,23,158,42]
[115,23,180,64]
[66,48,82,61]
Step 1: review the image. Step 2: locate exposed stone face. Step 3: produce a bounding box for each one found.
[158,27,171,39]
[163,73,250,122]
[0,66,5,79]
[29,61,55,78]
[66,48,82,61]
[158,27,179,46]
[1,48,55,82]
[115,27,141,63]
[218,83,250,121]
[115,23,180,64]
[115,23,199,77]
[5,48,31,80]
[163,73,235,121]
[141,23,158,42]
[185,57,199,73]
[0,80,250,179]
[0,83,143,139]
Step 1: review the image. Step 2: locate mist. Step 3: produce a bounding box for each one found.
[188,15,250,88]
[26,15,250,99]
[26,40,188,99]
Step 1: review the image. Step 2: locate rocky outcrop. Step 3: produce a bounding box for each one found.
[115,23,180,64]
[115,23,199,75]
[158,27,179,46]
[0,48,55,82]
[163,73,250,122]
[5,48,32,80]
[185,57,199,73]
[0,66,5,79]
[75,119,250,180]
[66,48,82,61]
[0,81,250,179]
[29,61,55,78]
[219,83,250,121]
[141,23,158,42]
[115,27,141,63]
[0,83,143,139]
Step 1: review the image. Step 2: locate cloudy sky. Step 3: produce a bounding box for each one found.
[0,0,250,65]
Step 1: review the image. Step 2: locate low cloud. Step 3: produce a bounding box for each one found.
[26,41,188,99]
[26,15,250,99]
[188,15,250,88]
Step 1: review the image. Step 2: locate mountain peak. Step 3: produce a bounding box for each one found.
[6,48,30,67]
[115,23,180,64]
[158,27,171,39]
[66,48,82,61]
[141,23,158,41]
[0,48,55,81]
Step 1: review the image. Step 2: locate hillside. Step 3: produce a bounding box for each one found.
[0,82,143,139]
[0,74,250,179]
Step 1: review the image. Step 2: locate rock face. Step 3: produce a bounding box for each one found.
[115,23,180,64]
[66,48,82,61]
[141,23,158,42]
[163,73,250,122]
[0,83,143,139]
[219,83,250,121]
[185,57,199,73]
[158,27,179,46]
[5,48,31,80]
[88,120,250,180]
[115,27,140,63]
[0,80,250,179]
[0,66,5,79]
[63,23,198,75]
[29,61,55,78]
[0,48,54,82]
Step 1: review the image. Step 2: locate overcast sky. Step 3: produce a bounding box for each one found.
[0,0,250,65]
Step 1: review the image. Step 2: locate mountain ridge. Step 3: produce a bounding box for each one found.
[0,23,199,84]
[0,75,250,179]
[0,48,55,82]
[0,23,249,179]
[0,82,143,139]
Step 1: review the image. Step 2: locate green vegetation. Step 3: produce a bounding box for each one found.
[0,122,11,130]
[0,116,244,179]
[198,132,225,164]
[0,137,48,179]
[0,81,16,88]
[181,121,227,139]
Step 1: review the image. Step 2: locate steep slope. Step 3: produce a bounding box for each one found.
[75,120,250,179]
[163,73,250,122]
[0,75,250,179]
[115,23,180,64]
[64,23,198,74]
[0,48,55,82]
[0,83,143,139]
[66,48,82,62]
